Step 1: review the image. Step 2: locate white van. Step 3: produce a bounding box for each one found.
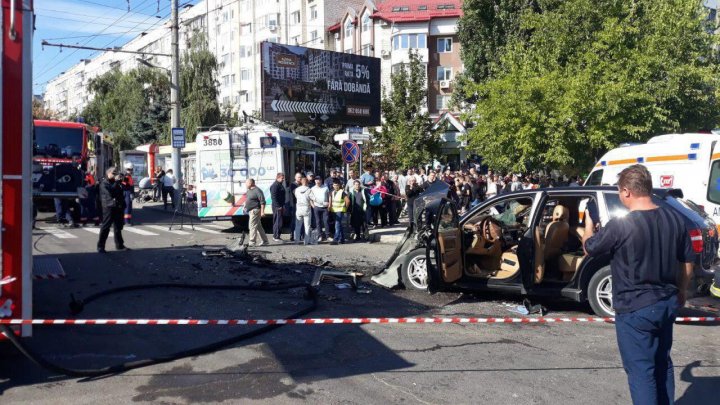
[585,133,720,225]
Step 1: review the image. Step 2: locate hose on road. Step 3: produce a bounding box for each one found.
[0,282,318,378]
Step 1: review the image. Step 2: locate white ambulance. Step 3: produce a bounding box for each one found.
[585,133,720,225]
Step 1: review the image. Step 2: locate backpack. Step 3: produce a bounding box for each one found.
[369,191,383,207]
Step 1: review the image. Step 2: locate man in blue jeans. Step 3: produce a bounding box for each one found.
[583,164,695,405]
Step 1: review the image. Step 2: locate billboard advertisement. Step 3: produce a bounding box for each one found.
[261,42,381,126]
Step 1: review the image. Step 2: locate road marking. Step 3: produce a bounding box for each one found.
[82,228,112,237]
[123,227,159,236]
[201,223,230,230]
[42,228,78,239]
[145,225,192,235]
[194,226,222,234]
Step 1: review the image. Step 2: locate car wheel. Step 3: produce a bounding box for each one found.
[401,249,429,291]
[588,266,614,317]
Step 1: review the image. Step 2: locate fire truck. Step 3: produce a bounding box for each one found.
[1,0,34,337]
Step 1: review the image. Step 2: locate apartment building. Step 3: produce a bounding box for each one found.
[43,0,365,119]
[329,0,463,118]
[329,0,467,164]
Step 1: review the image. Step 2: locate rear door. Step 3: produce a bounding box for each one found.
[426,198,463,291]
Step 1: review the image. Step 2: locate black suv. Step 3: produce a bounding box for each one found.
[373,184,718,317]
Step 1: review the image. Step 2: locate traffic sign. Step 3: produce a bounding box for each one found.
[171,127,186,148]
[341,140,360,164]
[350,133,370,141]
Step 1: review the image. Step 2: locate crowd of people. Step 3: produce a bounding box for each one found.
[256,163,584,245]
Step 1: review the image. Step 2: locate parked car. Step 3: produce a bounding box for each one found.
[373,184,719,317]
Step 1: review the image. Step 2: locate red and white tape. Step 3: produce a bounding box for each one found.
[0,316,717,325]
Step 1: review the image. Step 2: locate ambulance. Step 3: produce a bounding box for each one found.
[585,133,720,226]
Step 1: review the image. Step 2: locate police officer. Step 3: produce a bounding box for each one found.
[121,163,135,225]
[97,167,127,253]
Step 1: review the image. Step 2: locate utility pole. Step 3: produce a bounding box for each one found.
[170,0,182,200]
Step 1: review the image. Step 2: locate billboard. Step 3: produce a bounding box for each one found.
[261,42,381,126]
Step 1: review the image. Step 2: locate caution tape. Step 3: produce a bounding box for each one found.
[0,316,718,325]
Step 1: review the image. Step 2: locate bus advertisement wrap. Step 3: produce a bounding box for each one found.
[260,42,381,126]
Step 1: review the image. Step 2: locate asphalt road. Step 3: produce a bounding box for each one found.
[1,205,718,404]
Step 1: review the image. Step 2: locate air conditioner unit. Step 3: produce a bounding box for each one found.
[439,80,451,89]
[380,49,390,57]
[268,24,277,32]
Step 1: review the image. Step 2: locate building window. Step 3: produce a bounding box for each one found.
[392,33,427,50]
[361,45,372,56]
[310,30,318,43]
[231,74,236,84]
[265,14,278,28]
[436,95,451,110]
[437,37,453,53]
[222,75,230,86]
[291,11,301,24]
[241,23,252,34]
[241,69,250,81]
[418,5,428,10]
[223,96,230,104]
[362,13,371,32]
[345,20,354,38]
[310,6,317,20]
[437,4,455,10]
[437,66,452,81]
[345,48,354,54]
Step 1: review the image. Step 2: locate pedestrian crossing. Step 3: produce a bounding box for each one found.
[34,222,232,242]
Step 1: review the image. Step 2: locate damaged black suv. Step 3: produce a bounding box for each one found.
[373,183,718,317]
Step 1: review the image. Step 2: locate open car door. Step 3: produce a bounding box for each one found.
[426,198,463,292]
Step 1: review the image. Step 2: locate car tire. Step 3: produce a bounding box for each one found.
[588,266,614,317]
[401,249,429,291]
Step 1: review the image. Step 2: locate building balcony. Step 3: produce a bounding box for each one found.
[389,47,429,65]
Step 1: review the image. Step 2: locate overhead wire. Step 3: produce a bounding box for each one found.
[34,0,157,85]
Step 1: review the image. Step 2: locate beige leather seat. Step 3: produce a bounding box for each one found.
[558,254,584,281]
[544,205,569,260]
[533,205,570,284]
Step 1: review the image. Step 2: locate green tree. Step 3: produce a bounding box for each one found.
[371,50,441,169]
[180,31,220,140]
[462,0,720,174]
[82,67,169,152]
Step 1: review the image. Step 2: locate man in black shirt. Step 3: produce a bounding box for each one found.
[269,173,286,242]
[583,164,695,405]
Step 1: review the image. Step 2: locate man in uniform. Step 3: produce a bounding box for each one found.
[97,167,127,253]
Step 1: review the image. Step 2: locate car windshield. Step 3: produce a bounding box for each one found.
[34,126,84,158]
[707,160,720,204]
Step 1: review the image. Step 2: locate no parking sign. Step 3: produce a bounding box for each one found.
[341,140,360,164]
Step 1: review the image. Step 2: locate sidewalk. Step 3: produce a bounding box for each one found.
[139,201,408,245]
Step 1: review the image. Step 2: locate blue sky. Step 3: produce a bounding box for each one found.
[33,0,199,95]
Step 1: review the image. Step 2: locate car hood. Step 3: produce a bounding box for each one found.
[411,181,450,223]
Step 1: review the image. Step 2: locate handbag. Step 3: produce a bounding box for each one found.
[369,191,383,207]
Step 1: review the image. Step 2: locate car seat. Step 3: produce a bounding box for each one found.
[533,205,570,284]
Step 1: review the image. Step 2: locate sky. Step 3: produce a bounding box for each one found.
[33,0,200,95]
[32,0,720,96]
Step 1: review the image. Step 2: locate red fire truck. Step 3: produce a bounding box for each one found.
[1,0,34,337]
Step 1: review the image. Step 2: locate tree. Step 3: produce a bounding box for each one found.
[462,0,720,174]
[32,97,55,120]
[82,67,169,151]
[371,50,441,169]
[180,31,220,140]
